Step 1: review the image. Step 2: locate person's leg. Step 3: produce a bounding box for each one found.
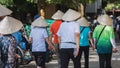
[84,46,89,68]
[32,52,39,67]
[117,31,120,41]
[76,47,83,68]
[38,52,46,68]
[4,62,16,68]
[106,53,112,68]
[54,44,61,68]
[60,49,70,68]
[98,54,106,68]
[33,52,46,68]
[71,48,81,68]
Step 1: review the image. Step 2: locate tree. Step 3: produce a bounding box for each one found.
[3,0,120,18]
[27,0,96,16]
[0,0,37,23]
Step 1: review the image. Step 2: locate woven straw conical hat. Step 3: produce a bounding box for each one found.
[62,9,81,21]
[0,16,23,34]
[97,14,113,26]
[0,4,12,16]
[52,10,64,20]
[32,16,48,27]
[76,17,90,26]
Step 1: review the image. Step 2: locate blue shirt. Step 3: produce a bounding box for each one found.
[12,31,26,50]
[30,27,48,52]
[34,14,39,20]
[80,27,91,46]
[12,31,22,44]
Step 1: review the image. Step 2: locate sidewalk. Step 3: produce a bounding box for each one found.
[20,45,120,68]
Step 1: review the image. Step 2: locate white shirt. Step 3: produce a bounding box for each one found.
[30,27,48,52]
[57,21,80,48]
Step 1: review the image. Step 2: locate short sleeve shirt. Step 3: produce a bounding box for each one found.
[30,27,48,52]
[57,21,80,48]
[80,27,91,46]
[93,25,115,54]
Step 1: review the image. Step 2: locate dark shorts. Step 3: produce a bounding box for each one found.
[32,52,46,68]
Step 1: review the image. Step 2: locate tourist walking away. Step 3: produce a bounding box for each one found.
[93,14,118,68]
[49,10,64,68]
[0,4,17,68]
[57,9,80,68]
[116,16,120,41]
[76,17,95,68]
[0,16,23,68]
[29,16,55,68]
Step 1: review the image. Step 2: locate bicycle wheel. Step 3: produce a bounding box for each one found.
[16,45,24,65]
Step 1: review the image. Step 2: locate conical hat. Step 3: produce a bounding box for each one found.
[97,14,113,26]
[32,16,48,27]
[76,17,90,26]
[62,9,81,21]
[0,16,23,34]
[51,10,64,20]
[0,4,12,16]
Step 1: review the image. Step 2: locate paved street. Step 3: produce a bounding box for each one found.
[19,44,120,68]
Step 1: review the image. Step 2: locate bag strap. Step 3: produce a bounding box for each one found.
[96,25,106,45]
[80,27,85,33]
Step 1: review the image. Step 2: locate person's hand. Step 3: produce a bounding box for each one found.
[113,48,118,53]
[74,48,79,58]
[91,44,95,51]
[49,45,55,51]
[74,50,79,58]
[15,54,20,59]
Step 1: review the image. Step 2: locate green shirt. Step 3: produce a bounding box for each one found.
[45,19,55,35]
[93,25,115,54]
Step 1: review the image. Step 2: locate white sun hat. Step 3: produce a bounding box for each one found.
[0,16,23,34]
[97,14,113,26]
[32,16,48,27]
[51,10,64,20]
[0,4,12,16]
[76,17,90,26]
[62,9,81,21]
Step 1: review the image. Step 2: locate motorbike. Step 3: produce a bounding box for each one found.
[16,43,33,68]
[16,28,33,67]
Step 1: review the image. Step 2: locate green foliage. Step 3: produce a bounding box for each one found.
[105,3,115,11]
[0,0,14,6]
[26,0,37,3]
[105,3,120,11]
[0,0,96,8]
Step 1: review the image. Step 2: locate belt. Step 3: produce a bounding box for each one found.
[61,42,76,45]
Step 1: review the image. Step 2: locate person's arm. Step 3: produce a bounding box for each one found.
[49,25,53,43]
[110,27,118,53]
[28,37,32,44]
[89,31,95,50]
[49,32,53,44]
[110,38,117,53]
[45,37,55,51]
[74,32,80,57]
[116,24,119,31]
[57,36,61,45]
[74,23,80,57]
